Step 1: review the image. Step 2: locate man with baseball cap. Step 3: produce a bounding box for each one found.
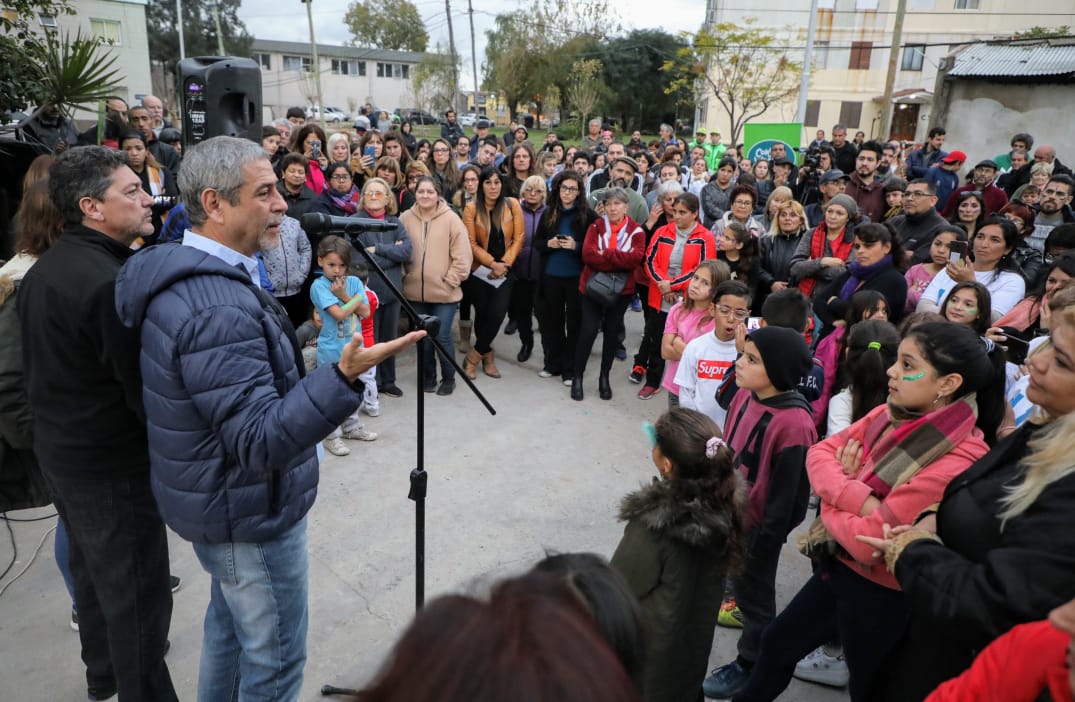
[706,130,727,171]
[941,159,1009,217]
[924,149,966,212]
[588,156,649,224]
[468,118,493,160]
[804,169,851,228]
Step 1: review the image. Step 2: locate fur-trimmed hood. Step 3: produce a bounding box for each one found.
[618,475,746,549]
[0,254,37,306]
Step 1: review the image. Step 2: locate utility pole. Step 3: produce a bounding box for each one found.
[445,0,461,110]
[176,0,186,60]
[795,0,820,129]
[303,0,326,130]
[879,0,909,140]
[212,1,226,55]
[468,0,478,114]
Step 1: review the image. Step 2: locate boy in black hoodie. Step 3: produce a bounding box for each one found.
[702,326,817,699]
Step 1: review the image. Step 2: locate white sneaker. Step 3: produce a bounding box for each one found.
[323,437,350,456]
[342,428,378,441]
[562,378,573,387]
[537,370,554,378]
[361,404,380,417]
[793,646,849,687]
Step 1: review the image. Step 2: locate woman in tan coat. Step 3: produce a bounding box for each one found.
[401,176,473,395]
[461,166,524,379]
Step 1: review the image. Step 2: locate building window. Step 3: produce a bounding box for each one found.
[38,12,58,29]
[253,52,271,70]
[814,41,830,70]
[902,44,925,71]
[805,100,821,126]
[331,59,366,76]
[855,0,879,8]
[283,55,311,72]
[954,0,980,8]
[377,62,387,77]
[848,41,873,70]
[377,62,409,79]
[839,101,863,129]
[89,18,122,45]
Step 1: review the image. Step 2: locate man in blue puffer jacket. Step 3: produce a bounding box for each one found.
[115,136,423,701]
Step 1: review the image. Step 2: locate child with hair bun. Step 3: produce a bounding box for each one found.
[611,407,748,702]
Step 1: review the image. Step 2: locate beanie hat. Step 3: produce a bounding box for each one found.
[828,193,858,220]
[746,326,813,393]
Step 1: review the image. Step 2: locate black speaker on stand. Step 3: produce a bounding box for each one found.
[177,56,262,151]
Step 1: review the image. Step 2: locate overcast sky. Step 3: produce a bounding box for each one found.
[237,0,704,91]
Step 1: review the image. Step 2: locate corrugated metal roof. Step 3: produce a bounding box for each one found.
[948,42,1075,78]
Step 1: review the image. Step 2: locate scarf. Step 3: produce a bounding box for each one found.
[838,255,893,301]
[798,224,852,297]
[328,186,361,215]
[599,215,633,252]
[798,395,978,561]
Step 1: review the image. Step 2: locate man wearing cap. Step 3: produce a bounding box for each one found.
[509,125,529,149]
[595,130,613,155]
[844,140,887,222]
[905,126,947,179]
[440,109,464,143]
[769,142,798,185]
[941,159,1009,217]
[468,118,493,160]
[804,169,850,228]
[588,156,649,224]
[588,142,642,194]
[689,128,708,152]
[706,130,727,171]
[886,179,949,264]
[924,150,966,212]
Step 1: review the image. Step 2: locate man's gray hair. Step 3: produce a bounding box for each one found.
[48,146,130,226]
[179,136,267,226]
[656,180,684,199]
[660,123,673,133]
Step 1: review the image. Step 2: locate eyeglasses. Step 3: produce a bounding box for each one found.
[365,191,388,199]
[959,190,983,199]
[559,185,579,192]
[715,304,750,320]
[903,190,933,199]
[330,174,352,181]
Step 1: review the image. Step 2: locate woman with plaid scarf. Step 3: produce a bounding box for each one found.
[726,322,1006,702]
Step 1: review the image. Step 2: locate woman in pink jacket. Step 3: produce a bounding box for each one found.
[728,322,1006,702]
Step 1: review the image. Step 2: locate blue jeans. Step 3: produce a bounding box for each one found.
[54,515,75,602]
[411,301,459,382]
[192,517,309,702]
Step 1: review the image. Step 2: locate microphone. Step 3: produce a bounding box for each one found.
[300,212,398,235]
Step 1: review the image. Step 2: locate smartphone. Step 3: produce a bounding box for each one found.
[746,316,762,331]
[310,139,321,160]
[948,240,968,263]
[364,145,377,161]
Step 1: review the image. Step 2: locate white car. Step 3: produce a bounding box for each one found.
[459,112,478,127]
[306,106,349,124]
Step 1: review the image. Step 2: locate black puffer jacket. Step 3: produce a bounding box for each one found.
[878,422,1075,702]
[760,227,806,286]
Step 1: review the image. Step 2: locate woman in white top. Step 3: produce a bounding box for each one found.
[917,216,1026,321]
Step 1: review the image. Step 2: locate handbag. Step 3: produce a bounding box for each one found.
[584,270,628,306]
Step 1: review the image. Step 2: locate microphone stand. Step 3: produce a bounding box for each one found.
[319,222,496,697]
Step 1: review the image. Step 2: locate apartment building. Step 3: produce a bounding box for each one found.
[700,0,1075,143]
[251,39,425,120]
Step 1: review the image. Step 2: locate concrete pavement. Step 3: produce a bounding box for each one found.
[0,310,847,701]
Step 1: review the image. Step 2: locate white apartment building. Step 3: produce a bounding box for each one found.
[5,0,153,121]
[700,0,1075,144]
[251,39,425,120]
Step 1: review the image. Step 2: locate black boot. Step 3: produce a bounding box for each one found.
[517,342,533,363]
[599,372,612,400]
[571,375,584,401]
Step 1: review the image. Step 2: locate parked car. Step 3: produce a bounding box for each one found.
[459,112,478,127]
[395,108,438,125]
[306,106,349,124]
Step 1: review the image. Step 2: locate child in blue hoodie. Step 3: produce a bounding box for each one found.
[702,326,817,699]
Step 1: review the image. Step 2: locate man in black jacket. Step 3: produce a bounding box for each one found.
[885,178,948,263]
[129,105,181,178]
[18,147,178,702]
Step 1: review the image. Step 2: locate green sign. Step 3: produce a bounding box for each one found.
[744,123,803,164]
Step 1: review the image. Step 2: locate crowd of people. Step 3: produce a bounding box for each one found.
[2,98,1075,702]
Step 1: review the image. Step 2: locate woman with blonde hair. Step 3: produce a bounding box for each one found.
[760,199,809,294]
[760,185,794,233]
[860,284,1075,702]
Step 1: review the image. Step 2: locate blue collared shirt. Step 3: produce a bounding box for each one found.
[181,229,261,288]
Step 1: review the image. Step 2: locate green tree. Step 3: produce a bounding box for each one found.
[344,0,428,52]
[146,0,253,72]
[664,19,802,145]
[565,59,606,139]
[1014,26,1071,39]
[482,12,544,122]
[413,45,459,113]
[590,29,689,132]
